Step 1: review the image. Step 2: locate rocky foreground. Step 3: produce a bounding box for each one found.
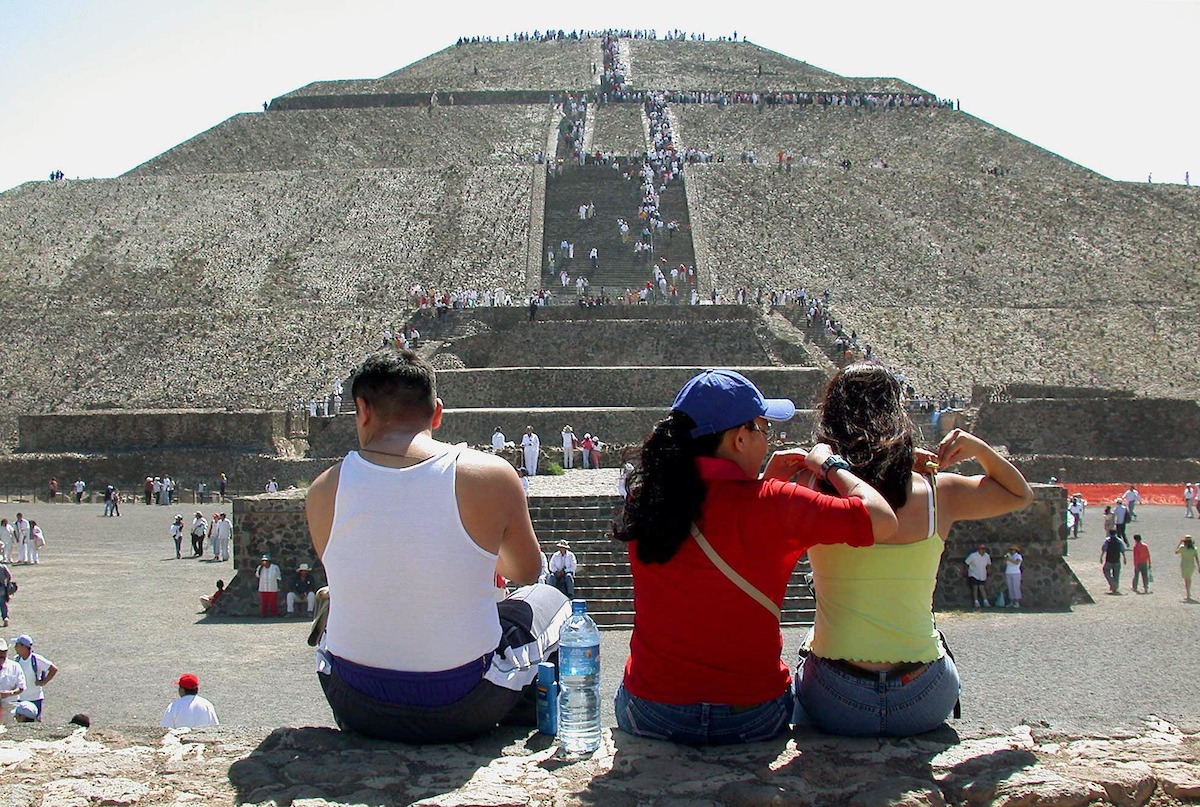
[2,721,1200,806]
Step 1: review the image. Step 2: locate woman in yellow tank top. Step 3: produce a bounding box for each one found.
[794,365,1034,737]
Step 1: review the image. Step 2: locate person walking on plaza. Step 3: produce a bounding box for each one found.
[0,562,12,627]
[170,515,185,559]
[190,512,208,558]
[1185,484,1196,519]
[13,514,30,565]
[210,513,232,561]
[1102,531,1127,594]
[1131,534,1152,594]
[10,635,56,720]
[161,673,219,728]
[72,479,85,504]
[1113,498,1131,541]
[255,555,282,616]
[28,522,44,564]
[0,520,11,564]
[1176,536,1199,602]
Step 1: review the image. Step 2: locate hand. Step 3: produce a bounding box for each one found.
[804,443,834,474]
[936,428,984,468]
[913,448,939,475]
[762,447,808,480]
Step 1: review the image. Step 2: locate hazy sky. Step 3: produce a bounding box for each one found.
[1,1,1196,192]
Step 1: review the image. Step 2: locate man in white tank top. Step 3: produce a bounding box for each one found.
[306,349,569,743]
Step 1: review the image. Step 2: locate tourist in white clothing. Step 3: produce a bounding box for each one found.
[521,426,541,476]
[560,425,577,469]
[161,673,219,728]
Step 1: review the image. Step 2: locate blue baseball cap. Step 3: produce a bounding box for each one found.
[672,369,796,438]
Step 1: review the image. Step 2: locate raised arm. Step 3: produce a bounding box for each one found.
[766,445,899,543]
[935,429,1034,530]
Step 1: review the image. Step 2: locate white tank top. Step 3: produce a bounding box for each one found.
[323,447,501,672]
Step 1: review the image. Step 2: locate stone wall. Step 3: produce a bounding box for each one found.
[975,399,1200,458]
[214,489,322,616]
[216,483,1078,616]
[971,383,1134,403]
[0,451,333,496]
[307,408,818,458]
[936,484,1080,610]
[440,319,772,367]
[431,366,827,408]
[1012,455,1200,485]
[17,410,300,455]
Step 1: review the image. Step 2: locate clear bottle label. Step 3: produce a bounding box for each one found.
[560,644,600,676]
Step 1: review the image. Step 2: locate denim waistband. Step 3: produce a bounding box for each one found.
[330,652,491,707]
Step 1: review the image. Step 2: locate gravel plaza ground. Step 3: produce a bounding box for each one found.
[2,493,1198,736]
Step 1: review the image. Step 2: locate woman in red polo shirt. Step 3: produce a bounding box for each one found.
[612,369,900,744]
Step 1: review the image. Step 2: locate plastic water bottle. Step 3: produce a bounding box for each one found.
[557,599,601,754]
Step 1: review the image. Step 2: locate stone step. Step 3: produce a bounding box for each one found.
[435,365,827,409]
[436,406,816,450]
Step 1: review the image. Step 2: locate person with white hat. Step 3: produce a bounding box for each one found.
[10,634,56,720]
[548,541,577,597]
[560,425,577,469]
[0,638,26,723]
[161,673,219,728]
[287,563,317,615]
[255,555,282,617]
[12,700,38,722]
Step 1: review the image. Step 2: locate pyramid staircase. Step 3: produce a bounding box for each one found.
[528,495,815,629]
[541,162,696,295]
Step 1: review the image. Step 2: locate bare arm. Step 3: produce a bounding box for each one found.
[804,443,899,543]
[457,453,543,585]
[936,429,1034,530]
[305,463,342,560]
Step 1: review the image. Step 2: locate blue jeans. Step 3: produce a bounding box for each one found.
[614,683,792,745]
[794,653,960,737]
[551,572,574,598]
[1103,562,1122,592]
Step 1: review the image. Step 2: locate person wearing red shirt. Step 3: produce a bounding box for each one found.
[1131,534,1152,594]
[612,369,899,744]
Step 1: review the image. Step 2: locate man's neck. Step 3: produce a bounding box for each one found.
[359,425,441,467]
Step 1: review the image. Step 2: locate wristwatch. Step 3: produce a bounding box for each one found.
[819,454,852,481]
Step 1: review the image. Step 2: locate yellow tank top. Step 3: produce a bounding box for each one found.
[807,475,944,664]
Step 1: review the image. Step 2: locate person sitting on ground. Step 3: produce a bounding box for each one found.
[795,365,1033,736]
[161,673,219,728]
[287,564,317,616]
[13,700,38,722]
[305,349,570,743]
[549,541,577,597]
[612,368,900,745]
[200,580,225,612]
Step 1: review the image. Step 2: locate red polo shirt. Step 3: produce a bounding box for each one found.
[623,457,874,706]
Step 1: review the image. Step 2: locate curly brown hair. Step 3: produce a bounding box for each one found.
[814,364,916,510]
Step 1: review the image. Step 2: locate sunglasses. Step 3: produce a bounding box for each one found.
[744,420,772,436]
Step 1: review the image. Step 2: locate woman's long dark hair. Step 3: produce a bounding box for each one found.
[815,364,915,511]
[614,411,722,564]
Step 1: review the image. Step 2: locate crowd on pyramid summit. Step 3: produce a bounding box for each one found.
[456,29,744,46]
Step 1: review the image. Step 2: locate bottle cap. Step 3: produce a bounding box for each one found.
[571,599,587,615]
